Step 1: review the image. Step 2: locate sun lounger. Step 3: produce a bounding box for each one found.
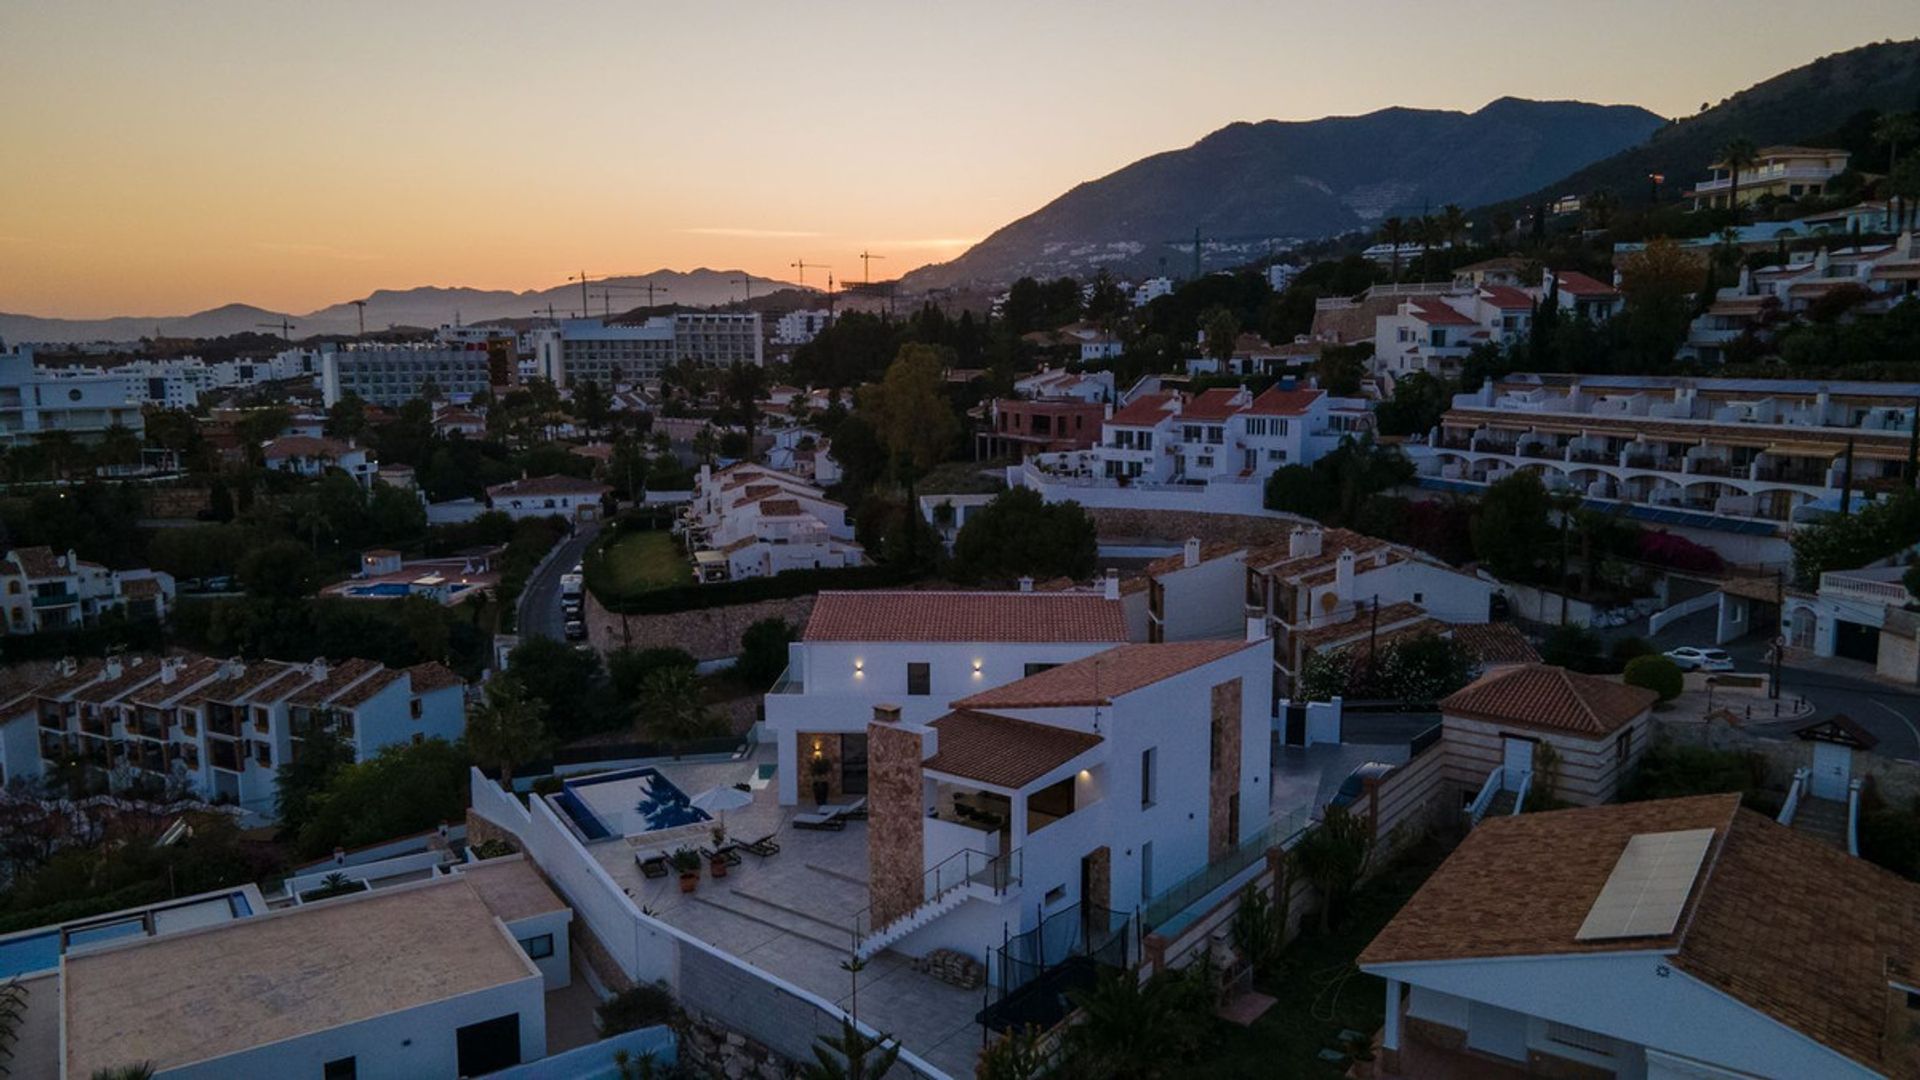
[791,810,846,831]
[636,850,670,879]
[740,834,781,857]
[819,797,868,820]
[701,845,743,867]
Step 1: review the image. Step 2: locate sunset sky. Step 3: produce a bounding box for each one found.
[5,2,1919,319]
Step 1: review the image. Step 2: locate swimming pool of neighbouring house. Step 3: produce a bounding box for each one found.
[0,891,254,978]
[554,767,711,840]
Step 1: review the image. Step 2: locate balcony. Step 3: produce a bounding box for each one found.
[1686,458,1735,478]
[1753,466,1829,486]
[1622,454,1681,472]
[31,591,78,609]
[1518,444,1565,461]
[1470,439,1518,455]
[1567,448,1614,465]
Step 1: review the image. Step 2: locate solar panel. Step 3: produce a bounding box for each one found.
[1575,828,1715,942]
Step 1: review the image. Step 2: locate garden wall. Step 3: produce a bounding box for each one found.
[1654,718,1920,803]
[585,592,814,662]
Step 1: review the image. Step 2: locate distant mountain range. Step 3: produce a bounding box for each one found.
[900,97,1666,290]
[0,268,802,346]
[1485,39,1920,215]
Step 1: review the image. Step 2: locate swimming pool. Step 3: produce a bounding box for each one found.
[0,891,254,977]
[555,767,711,840]
[347,582,474,598]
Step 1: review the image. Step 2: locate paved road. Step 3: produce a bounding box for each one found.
[1641,608,1920,761]
[518,522,601,643]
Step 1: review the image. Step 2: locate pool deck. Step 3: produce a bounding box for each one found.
[591,763,991,1079]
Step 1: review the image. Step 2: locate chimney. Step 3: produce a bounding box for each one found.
[1183,537,1201,568]
[1018,576,1034,593]
[1289,527,1323,559]
[1334,549,1357,605]
[873,703,901,725]
[159,656,180,683]
[57,656,76,677]
[308,657,329,681]
[104,657,122,681]
[1246,616,1267,642]
[1103,568,1120,601]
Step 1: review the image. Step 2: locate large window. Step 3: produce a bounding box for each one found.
[906,662,930,696]
[324,1058,357,1080]
[519,933,555,960]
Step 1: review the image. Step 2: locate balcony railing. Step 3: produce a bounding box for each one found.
[1140,804,1312,933]
[1568,449,1614,465]
[31,591,79,609]
[1686,458,1734,477]
[1519,445,1565,461]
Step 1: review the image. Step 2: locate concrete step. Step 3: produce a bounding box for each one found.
[730,864,868,925]
[1791,797,1849,849]
[691,891,851,951]
[1488,790,1519,817]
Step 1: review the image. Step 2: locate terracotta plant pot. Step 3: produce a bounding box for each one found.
[709,858,728,879]
[678,872,699,894]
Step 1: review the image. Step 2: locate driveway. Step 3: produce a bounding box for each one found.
[518,522,601,642]
[1641,609,1920,762]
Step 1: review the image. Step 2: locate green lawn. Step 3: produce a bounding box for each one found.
[596,529,692,592]
[1197,841,1450,1078]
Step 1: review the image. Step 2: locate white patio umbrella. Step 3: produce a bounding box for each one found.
[689,785,753,833]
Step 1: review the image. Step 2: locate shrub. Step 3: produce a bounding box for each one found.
[597,983,677,1035]
[1539,624,1607,673]
[1623,655,1683,702]
[1619,745,1765,803]
[735,618,797,688]
[470,838,517,860]
[609,646,697,699]
[1609,636,1656,663]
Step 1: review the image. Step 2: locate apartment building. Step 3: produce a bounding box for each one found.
[851,635,1273,968]
[0,347,145,446]
[977,397,1109,459]
[6,653,464,812]
[1133,276,1174,306]
[1417,373,1920,560]
[774,308,833,345]
[532,314,763,388]
[1687,145,1851,209]
[1360,794,1916,1079]
[683,462,861,582]
[321,344,494,407]
[763,588,1131,807]
[1683,233,1920,362]
[0,546,175,636]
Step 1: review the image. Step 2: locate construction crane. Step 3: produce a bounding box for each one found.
[857,250,886,284]
[790,259,830,289]
[732,274,757,303]
[256,319,295,341]
[349,300,367,337]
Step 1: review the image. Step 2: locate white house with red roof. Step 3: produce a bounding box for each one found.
[1544,268,1625,323]
[763,588,1131,807]
[1374,295,1493,378]
[261,435,378,488]
[851,634,1274,971]
[484,474,611,522]
[683,462,862,582]
[1012,379,1371,515]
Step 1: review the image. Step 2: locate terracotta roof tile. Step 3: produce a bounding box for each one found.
[1180,388,1247,422]
[1440,663,1655,736]
[803,591,1127,644]
[406,662,465,693]
[288,658,381,707]
[1143,542,1243,577]
[332,668,406,709]
[119,577,162,599]
[922,709,1103,789]
[954,640,1255,709]
[1447,622,1542,666]
[758,499,804,518]
[187,661,301,706]
[487,475,610,499]
[72,659,165,704]
[1409,299,1475,327]
[1293,602,1427,649]
[1553,270,1619,298]
[1361,795,1920,1077]
[1108,393,1178,427]
[1244,387,1324,416]
[8,546,68,578]
[1478,285,1535,310]
[129,658,226,706]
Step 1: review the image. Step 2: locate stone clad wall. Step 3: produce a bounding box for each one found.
[1209,678,1243,863]
[867,710,926,927]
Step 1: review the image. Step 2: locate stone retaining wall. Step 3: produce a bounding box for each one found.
[1089,507,1307,547]
[586,593,815,662]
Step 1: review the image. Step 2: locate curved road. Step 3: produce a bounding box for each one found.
[518,522,601,642]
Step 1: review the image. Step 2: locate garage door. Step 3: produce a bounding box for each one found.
[1835,620,1880,664]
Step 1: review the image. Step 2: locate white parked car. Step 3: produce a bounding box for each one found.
[1664,646,1734,672]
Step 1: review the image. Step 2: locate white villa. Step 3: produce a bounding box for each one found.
[485,474,611,522]
[0,546,175,636]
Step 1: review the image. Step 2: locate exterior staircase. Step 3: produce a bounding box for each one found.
[853,889,969,961]
[1486,789,1520,817]
[1790,796,1849,850]
[1467,766,1531,826]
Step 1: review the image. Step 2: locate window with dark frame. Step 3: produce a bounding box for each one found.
[907,662,930,696]
[520,933,555,960]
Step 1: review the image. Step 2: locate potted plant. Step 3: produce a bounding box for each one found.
[672,847,701,893]
[809,752,832,807]
[708,824,729,878]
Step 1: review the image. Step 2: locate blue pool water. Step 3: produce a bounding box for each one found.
[349,582,412,597]
[557,767,711,839]
[0,932,59,978]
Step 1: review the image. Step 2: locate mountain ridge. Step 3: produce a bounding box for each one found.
[900,96,1665,289]
[1,267,804,345]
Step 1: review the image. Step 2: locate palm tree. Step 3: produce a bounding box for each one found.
[1718,138,1759,223]
[91,1062,156,1080]
[799,1016,901,1080]
[466,675,551,789]
[1492,209,1515,247]
[1378,217,1408,283]
[1875,111,1918,173]
[1440,203,1468,250]
[1290,803,1373,932]
[638,666,721,753]
[97,424,142,469]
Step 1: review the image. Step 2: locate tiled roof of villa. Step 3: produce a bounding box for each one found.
[1243,387,1325,415]
[1409,299,1475,326]
[331,668,407,709]
[406,662,465,693]
[486,475,610,498]
[923,709,1103,788]
[1360,794,1920,1078]
[954,640,1255,709]
[1439,663,1654,736]
[288,657,382,707]
[1447,622,1542,666]
[1107,392,1179,426]
[34,659,108,701]
[1478,285,1535,310]
[262,435,351,460]
[1180,388,1247,421]
[8,546,68,578]
[72,659,165,704]
[803,591,1128,644]
[129,658,226,706]
[1553,270,1619,298]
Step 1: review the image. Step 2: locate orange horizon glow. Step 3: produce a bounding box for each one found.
[4,2,1919,319]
